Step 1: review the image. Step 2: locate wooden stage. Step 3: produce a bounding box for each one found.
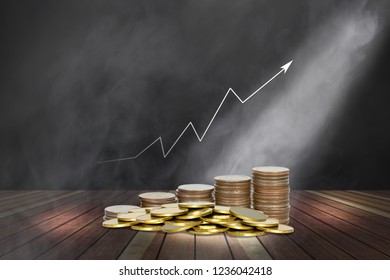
[0,190,389,260]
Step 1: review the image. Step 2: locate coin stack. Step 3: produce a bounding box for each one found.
[102,203,294,236]
[176,184,214,202]
[252,166,290,224]
[138,192,177,208]
[214,175,251,208]
[103,205,140,221]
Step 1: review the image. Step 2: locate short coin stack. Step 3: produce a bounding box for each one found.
[176,184,214,202]
[103,205,140,221]
[214,175,251,208]
[102,203,294,235]
[252,166,290,224]
[138,192,177,208]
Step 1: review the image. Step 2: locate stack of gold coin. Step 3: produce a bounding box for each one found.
[251,166,290,224]
[176,184,214,202]
[103,205,140,220]
[214,175,251,208]
[138,192,177,208]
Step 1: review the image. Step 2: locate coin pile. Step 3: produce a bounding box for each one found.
[252,166,290,224]
[214,175,251,208]
[138,192,177,208]
[176,184,214,202]
[102,203,294,236]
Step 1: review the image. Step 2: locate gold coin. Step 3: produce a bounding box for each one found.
[128,208,151,214]
[136,214,171,224]
[178,201,215,208]
[175,208,213,220]
[164,219,202,226]
[220,221,254,230]
[201,215,236,224]
[195,224,221,230]
[262,224,294,234]
[162,223,197,233]
[104,205,140,217]
[117,212,145,222]
[227,229,265,237]
[187,227,228,235]
[150,207,188,217]
[161,203,181,208]
[131,224,163,231]
[230,207,267,221]
[102,218,138,228]
[213,205,231,214]
[210,214,235,220]
[242,218,279,228]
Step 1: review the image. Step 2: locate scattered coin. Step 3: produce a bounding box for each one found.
[136,214,171,224]
[230,207,267,221]
[178,201,215,208]
[261,224,294,234]
[150,207,188,217]
[226,229,265,237]
[117,212,145,222]
[102,218,138,229]
[131,224,163,231]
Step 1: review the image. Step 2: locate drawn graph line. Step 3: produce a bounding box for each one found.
[98,60,293,163]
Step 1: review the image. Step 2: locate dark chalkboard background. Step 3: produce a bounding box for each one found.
[1,0,390,190]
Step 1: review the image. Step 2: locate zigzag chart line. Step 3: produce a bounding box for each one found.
[98,60,293,163]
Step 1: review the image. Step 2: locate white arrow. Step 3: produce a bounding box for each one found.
[98,60,293,163]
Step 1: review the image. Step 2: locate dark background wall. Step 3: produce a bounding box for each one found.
[1,0,390,190]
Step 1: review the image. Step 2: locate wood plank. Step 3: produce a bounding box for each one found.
[0,190,128,259]
[342,191,390,206]
[290,206,388,259]
[225,235,272,260]
[258,233,312,260]
[369,190,390,196]
[0,191,83,218]
[75,194,142,260]
[0,191,42,203]
[308,191,390,218]
[0,191,111,241]
[290,197,390,256]
[158,232,194,260]
[0,191,21,199]
[35,191,139,260]
[300,191,390,226]
[141,232,165,260]
[77,228,137,260]
[119,232,157,260]
[349,191,390,201]
[291,192,390,240]
[322,191,390,212]
[0,191,104,226]
[288,218,354,259]
[195,234,232,259]
[0,191,49,210]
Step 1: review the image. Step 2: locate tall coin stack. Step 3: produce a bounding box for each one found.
[176,184,215,202]
[251,166,290,224]
[138,192,177,208]
[214,175,252,208]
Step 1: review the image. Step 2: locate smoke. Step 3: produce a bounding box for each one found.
[180,2,379,186]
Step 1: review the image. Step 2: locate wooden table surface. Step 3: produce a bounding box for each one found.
[0,190,389,260]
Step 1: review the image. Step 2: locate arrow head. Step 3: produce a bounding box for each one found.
[281,60,293,73]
